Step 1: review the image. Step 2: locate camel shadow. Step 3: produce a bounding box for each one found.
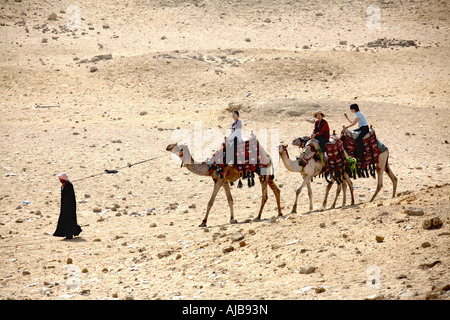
[61,237,86,242]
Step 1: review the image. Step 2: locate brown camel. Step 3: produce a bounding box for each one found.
[278,140,355,213]
[166,143,282,227]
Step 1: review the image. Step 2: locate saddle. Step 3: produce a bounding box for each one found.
[341,128,375,140]
[207,137,272,187]
[340,128,379,178]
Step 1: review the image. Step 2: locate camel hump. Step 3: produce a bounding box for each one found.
[341,128,375,140]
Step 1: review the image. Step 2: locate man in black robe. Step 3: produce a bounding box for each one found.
[53,172,82,239]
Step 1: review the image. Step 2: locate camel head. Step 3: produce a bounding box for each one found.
[166,143,178,152]
[292,136,310,148]
[278,143,289,155]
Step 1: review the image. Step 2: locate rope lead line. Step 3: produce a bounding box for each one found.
[70,155,164,183]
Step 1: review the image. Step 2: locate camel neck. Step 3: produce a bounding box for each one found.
[280,151,302,172]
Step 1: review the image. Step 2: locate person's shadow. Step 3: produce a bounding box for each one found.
[62,237,86,242]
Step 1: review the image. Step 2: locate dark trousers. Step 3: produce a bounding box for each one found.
[315,136,329,155]
[354,125,369,156]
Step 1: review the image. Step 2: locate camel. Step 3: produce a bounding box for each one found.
[278,140,355,214]
[340,128,398,202]
[166,143,282,227]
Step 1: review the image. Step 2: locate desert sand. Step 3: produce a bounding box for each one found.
[0,0,449,300]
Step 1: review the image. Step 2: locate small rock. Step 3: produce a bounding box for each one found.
[319,222,325,228]
[339,40,348,45]
[188,204,196,209]
[150,223,157,228]
[81,268,88,273]
[112,293,118,298]
[15,218,24,223]
[231,232,245,242]
[139,111,148,116]
[376,235,384,243]
[125,295,134,300]
[157,250,172,259]
[66,258,73,264]
[245,38,251,42]
[48,13,57,20]
[404,207,424,216]
[176,254,182,260]
[92,208,102,213]
[248,229,256,235]
[22,270,30,276]
[315,287,326,293]
[421,242,431,248]
[93,238,101,242]
[102,24,110,29]
[90,66,98,73]
[269,216,277,224]
[222,246,234,253]
[239,241,246,247]
[84,193,91,198]
[263,18,271,23]
[365,294,384,300]
[299,266,316,274]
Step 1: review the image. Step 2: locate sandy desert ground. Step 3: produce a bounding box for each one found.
[0,0,449,300]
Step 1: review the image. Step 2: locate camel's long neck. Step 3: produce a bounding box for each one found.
[181,148,211,176]
[280,151,303,172]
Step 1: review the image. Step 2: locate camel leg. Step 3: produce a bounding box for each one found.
[322,182,334,210]
[385,163,398,198]
[345,174,355,205]
[223,182,237,224]
[331,181,342,209]
[291,176,311,214]
[306,179,313,211]
[341,180,347,207]
[199,179,223,227]
[370,169,384,202]
[254,177,269,221]
[268,177,282,217]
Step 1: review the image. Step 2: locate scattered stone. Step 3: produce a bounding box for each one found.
[315,287,326,293]
[269,216,277,224]
[319,222,325,228]
[112,293,118,298]
[42,38,48,43]
[365,294,384,300]
[404,207,424,216]
[22,270,30,276]
[188,204,196,209]
[92,208,102,213]
[222,246,234,254]
[339,40,348,45]
[245,38,251,42]
[150,223,157,228]
[102,24,110,29]
[48,13,57,20]
[93,238,101,242]
[423,217,443,230]
[239,241,246,247]
[419,260,441,270]
[421,241,431,248]
[157,250,172,259]
[125,295,134,300]
[84,193,91,198]
[66,258,73,264]
[299,266,317,274]
[15,218,24,223]
[248,229,256,235]
[81,268,88,273]
[263,18,271,23]
[231,232,245,242]
[176,254,182,260]
[376,235,384,243]
[90,66,98,73]
[225,102,241,112]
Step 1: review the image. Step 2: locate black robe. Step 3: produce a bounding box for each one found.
[53,181,82,238]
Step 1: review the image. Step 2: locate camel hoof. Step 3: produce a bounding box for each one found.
[277,213,283,217]
[199,222,207,228]
[230,219,238,224]
[253,217,261,222]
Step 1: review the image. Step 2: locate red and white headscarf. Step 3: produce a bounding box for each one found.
[58,172,69,181]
